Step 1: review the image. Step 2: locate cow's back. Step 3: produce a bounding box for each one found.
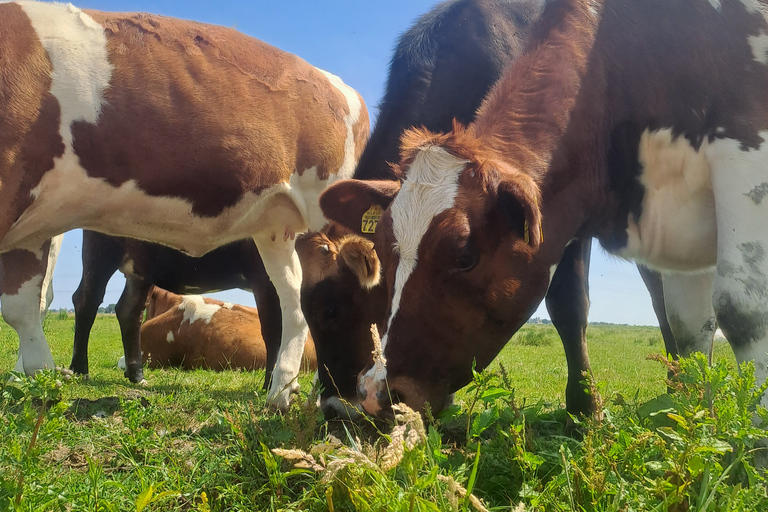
[1,2,368,254]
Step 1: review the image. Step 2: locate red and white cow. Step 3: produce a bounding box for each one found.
[0,236,62,373]
[117,287,316,372]
[323,0,768,416]
[0,2,368,410]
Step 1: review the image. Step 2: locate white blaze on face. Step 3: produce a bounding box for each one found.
[178,296,221,325]
[380,146,468,357]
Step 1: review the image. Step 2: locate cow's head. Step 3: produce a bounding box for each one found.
[295,225,389,420]
[145,286,183,320]
[320,124,550,417]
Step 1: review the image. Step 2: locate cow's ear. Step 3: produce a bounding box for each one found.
[338,236,381,289]
[495,172,542,248]
[320,179,401,238]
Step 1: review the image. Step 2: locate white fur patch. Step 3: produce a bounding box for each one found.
[360,147,467,389]
[3,275,55,374]
[620,128,717,271]
[708,131,768,405]
[222,302,234,310]
[704,0,757,12]
[18,2,113,147]
[166,331,175,343]
[178,295,221,325]
[317,68,363,181]
[748,32,768,65]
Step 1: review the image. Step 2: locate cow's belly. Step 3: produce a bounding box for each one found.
[618,128,718,271]
[1,149,323,256]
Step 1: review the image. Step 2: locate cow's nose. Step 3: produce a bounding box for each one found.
[358,373,383,416]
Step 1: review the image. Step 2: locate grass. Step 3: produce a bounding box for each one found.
[0,314,761,511]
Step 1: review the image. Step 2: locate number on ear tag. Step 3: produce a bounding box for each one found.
[361,204,383,234]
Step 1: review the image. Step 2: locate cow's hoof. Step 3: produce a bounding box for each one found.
[137,379,149,387]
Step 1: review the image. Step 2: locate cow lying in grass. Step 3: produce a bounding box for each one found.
[118,287,316,372]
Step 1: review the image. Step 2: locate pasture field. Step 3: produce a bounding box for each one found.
[1,314,766,511]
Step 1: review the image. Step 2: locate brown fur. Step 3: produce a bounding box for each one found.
[0,4,368,248]
[295,231,388,410]
[0,241,50,296]
[325,0,768,415]
[140,287,316,371]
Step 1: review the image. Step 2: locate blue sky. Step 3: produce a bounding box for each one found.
[46,0,661,326]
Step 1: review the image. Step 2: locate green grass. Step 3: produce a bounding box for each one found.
[0,315,760,511]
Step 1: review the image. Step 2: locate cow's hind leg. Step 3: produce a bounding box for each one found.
[241,242,282,391]
[710,148,768,407]
[115,275,151,384]
[637,265,679,358]
[71,231,123,376]
[254,233,308,411]
[1,236,62,375]
[546,238,596,417]
[661,270,716,361]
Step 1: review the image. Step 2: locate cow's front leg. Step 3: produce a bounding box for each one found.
[71,231,123,377]
[115,275,151,384]
[1,237,61,376]
[545,238,597,418]
[254,233,308,411]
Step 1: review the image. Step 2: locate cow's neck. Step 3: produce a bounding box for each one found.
[471,0,604,261]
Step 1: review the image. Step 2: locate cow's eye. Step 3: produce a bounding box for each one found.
[456,251,477,272]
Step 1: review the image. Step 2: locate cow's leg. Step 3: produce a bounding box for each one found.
[1,236,62,375]
[71,231,123,376]
[637,264,679,358]
[545,238,596,417]
[115,274,151,384]
[710,153,768,407]
[242,243,282,391]
[661,270,716,361]
[254,234,308,411]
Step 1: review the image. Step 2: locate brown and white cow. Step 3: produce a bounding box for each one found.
[0,2,368,410]
[323,0,768,416]
[117,287,316,372]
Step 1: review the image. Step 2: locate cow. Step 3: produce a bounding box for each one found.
[116,287,316,372]
[0,2,368,411]
[321,0,768,416]
[0,236,62,373]
[297,0,680,420]
[71,230,282,389]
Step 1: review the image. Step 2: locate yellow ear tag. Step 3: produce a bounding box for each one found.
[361,204,383,234]
[523,219,543,245]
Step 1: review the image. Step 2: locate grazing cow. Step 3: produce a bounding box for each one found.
[0,2,368,410]
[298,0,678,420]
[322,0,768,416]
[117,287,316,372]
[0,236,62,372]
[71,230,282,389]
